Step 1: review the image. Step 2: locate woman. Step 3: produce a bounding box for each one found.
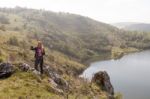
[31,41,45,74]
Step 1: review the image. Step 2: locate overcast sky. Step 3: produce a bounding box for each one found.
[0,0,149,23]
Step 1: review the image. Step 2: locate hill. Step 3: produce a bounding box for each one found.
[0,7,123,62]
[0,7,150,99]
[1,7,150,64]
[113,22,138,29]
[0,63,113,99]
[113,22,150,32]
[0,7,150,62]
[0,7,126,99]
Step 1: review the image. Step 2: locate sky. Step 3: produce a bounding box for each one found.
[0,0,149,23]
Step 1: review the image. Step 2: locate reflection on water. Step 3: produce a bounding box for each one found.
[82,50,150,99]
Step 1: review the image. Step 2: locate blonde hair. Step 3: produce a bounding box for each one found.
[37,41,44,51]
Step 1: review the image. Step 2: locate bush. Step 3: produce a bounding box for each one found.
[8,36,19,46]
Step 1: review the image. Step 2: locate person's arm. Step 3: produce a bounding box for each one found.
[30,46,36,50]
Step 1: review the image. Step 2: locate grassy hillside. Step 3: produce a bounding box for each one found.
[0,7,150,99]
[0,7,125,99]
[0,7,124,62]
[0,30,110,99]
[0,7,150,62]
[1,68,114,99]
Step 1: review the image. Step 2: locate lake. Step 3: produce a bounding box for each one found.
[82,50,150,99]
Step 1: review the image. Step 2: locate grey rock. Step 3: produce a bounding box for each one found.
[0,62,14,78]
[48,78,64,94]
[32,69,41,75]
[19,63,32,72]
[44,65,68,90]
[92,71,114,98]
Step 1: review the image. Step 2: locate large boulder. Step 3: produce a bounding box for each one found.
[92,71,114,98]
[0,62,14,78]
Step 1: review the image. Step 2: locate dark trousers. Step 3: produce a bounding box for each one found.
[35,57,44,74]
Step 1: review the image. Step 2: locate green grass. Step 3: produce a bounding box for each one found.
[0,69,114,99]
[111,47,139,59]
[0,71,60,99]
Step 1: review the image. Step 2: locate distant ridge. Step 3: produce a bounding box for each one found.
[113,22,150,32]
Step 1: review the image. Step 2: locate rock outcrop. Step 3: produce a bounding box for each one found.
[0,62,76,96]
[0,62,14,78]
[18,63,68,94]
[92,71,114,99]
[44,65,68,90]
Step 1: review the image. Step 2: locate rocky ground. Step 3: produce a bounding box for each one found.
[0,62,121,99]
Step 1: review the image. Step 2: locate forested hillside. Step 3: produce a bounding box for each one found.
[0,7,150,63]
[0,7,118,62]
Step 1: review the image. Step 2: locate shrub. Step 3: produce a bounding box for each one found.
[8,36,19,46]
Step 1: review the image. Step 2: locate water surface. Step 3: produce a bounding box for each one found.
[82,50,150,99]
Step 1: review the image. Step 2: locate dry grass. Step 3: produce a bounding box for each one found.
[0,71,61,99]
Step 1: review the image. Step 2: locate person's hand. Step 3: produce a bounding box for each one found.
[30,46,34,50]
